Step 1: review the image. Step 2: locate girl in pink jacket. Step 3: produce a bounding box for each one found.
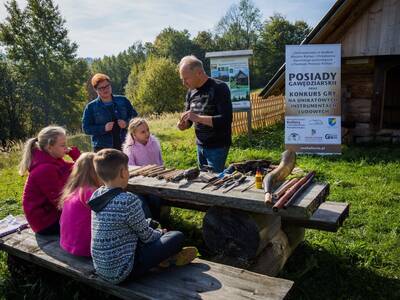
[19,126,80,234]
[122,118,163,220]
[59,152,101,256]
[122,117,163,167]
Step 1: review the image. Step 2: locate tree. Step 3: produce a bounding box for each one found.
[0,0,89,134]
[0,59,26,146]
[253,13,312,87]
[193,31,219,73]
[90,41,146,96]
[149,27,202,64]
[125,56,186,115]
[215,0,262,50]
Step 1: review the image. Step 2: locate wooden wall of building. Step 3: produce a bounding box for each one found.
[340,0,400,57]
[341,58,376,142]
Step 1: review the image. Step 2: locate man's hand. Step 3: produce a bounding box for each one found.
[181,111,199,123]
[105,122,114,132]
[117,119,127,129]
[177,112,191,130]
[181,111,213,127]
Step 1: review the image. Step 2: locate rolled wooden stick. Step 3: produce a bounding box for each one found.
[151,168,175,177]
[164,170,184,181]
[272,172,316,212]
[284,174,315,209]
[157,169,180,180]
[241,181,255,192]
[142,166,164,176]
[272,178,299,200]
[129,165,157,177]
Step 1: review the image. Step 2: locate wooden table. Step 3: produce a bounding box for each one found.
[128,172,349,276]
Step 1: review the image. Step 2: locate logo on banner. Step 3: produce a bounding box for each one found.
[328,118,337,127]
[288,133,300,142]
[325,134,338,140]
[309,119,323,125]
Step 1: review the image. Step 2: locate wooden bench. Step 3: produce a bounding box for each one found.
[0,224,294,300]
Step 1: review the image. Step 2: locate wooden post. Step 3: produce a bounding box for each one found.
[247,109,252,138]
[202,206,303,276]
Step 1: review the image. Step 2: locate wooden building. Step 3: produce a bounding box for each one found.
[260,0,400,143]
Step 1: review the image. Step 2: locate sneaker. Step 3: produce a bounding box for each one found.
[159,246,198,268]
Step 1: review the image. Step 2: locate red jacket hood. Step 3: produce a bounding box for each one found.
[29,148,66,172]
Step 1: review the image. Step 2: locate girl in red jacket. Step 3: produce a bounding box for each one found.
[19,126,80,235]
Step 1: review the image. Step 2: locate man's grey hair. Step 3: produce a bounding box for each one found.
[178,55,204,71]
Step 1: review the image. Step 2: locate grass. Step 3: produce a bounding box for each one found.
[0,113,399,299]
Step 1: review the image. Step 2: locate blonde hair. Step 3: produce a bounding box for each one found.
[18,126,66,175]
[122,117,150,153]
[58,152,100,209]
[93,149,128,182]
[127,117,149,137]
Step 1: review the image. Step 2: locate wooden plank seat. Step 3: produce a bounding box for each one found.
[0,225,294,300]
[283,201,350,232]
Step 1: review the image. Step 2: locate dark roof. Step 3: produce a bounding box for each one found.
[259,0,372,97]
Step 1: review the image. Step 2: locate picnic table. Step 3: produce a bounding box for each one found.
[128,168,349,276]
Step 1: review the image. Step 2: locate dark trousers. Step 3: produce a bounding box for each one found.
[37,221,60,235]
[128,231,184,278]
[138,194,163,221]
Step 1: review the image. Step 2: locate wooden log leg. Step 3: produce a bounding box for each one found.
[249,229,290,276]
[282,223,305,251]
[202,207,281,268]
[250,225,305,276]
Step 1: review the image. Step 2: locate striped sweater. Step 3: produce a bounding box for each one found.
[89,186,162,284]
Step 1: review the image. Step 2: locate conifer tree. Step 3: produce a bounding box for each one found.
[0,0,89,133]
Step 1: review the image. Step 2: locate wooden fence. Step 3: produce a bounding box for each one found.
[232,94,285,135]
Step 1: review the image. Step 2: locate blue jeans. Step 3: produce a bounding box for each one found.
[197,145,230,173]
[128,231,184,278]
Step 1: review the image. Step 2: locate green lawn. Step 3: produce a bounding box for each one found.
[0,113,399,299]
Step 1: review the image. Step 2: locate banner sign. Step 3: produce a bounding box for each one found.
[210,56,251,110]
[285,44,341,154]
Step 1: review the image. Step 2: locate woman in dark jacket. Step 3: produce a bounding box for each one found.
[82,73,138,152]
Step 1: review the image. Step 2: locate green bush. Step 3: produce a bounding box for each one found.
[125,56,186,115]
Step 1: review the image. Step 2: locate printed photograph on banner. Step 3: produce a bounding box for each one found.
[210,56,251,110]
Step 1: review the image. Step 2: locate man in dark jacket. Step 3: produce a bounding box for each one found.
[177,55,232,173]
[82,73,137,151]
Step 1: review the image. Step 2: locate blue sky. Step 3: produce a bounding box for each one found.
[0,0,337,58]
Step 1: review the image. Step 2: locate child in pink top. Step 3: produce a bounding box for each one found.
[122,117,163,166]
[59,152,101,256]
[122,117,163,220]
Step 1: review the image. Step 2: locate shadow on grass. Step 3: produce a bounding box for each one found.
[2,255,117,300]
[282,242,400,300]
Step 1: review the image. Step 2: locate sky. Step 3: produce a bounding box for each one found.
[0,0,337,58]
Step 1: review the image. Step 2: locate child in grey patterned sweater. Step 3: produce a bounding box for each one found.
[89,149,197,284]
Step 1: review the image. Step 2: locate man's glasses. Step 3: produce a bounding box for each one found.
[97,84,111,91]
